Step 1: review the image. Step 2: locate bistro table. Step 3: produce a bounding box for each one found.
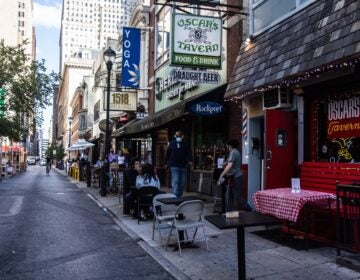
[205,212,281,280]
[157,195,206,206]
[253,188,336,222]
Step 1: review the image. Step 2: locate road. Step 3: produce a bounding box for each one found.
[0,165,173,280]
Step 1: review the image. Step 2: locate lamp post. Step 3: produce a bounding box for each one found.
[68,116,73,161]
[101,47,116,196]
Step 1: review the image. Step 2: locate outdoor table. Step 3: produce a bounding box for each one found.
[157,195,206,206]
[253,188,335,222]
[205,212,281,280]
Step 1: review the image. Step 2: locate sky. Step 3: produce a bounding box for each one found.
[33,0,62,137]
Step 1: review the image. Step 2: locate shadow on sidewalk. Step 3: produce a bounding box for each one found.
[252,228,326,251]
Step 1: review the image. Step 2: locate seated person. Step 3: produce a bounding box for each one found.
[6,160,14,175]
[125,163,160,218]
[71,159,79,168]
[136,163,160,189]
[95,156,104,168]
[123,158,142,215]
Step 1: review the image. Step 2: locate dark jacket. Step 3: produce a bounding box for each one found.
[166,140,193,168]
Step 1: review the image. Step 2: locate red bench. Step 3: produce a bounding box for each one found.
[300,162,360,194]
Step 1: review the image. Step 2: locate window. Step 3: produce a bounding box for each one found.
[156,7,171,67]
[251,0,312,34]
[18,11,25,17]
[18,21,24,27]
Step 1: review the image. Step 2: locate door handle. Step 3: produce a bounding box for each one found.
[266,149,272,170]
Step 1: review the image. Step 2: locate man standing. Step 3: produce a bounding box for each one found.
[166,130,193,197]
[217,139,252,212]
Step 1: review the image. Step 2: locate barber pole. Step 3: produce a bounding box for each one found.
[242,109,247,140]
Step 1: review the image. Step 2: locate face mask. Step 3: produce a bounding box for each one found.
[176,137,182,142]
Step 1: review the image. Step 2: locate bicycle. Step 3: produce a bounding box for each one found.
[46,163,51,175]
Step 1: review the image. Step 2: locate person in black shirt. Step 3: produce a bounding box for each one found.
[123,158,142,215]
[165,130,193,197]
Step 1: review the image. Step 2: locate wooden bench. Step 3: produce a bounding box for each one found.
[286,162,360,250]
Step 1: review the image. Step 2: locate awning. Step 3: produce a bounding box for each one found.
[112,102,185,137]
[112,119,139,137]
[66,138,95,151]
[114,84,227,137]
[224,1,360,100]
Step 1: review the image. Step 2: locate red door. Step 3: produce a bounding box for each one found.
[265,110,297,189]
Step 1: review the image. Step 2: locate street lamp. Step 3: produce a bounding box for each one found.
[101,47,116,196]
[68,116,73,160]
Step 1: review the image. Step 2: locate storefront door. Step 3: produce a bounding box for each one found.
[265,110,297,189]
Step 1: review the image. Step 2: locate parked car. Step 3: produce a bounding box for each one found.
[27,156,36,165]
[40,158,47,166]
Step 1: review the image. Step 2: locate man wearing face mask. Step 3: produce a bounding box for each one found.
[165,130,193,197]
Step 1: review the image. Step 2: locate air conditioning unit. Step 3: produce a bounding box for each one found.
[263,87,292,109]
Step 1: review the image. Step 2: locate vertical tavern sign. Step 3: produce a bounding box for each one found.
[121,27,140,88]
[171,14,222,69]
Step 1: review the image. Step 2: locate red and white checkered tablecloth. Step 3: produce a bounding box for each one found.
[253,188,336,222]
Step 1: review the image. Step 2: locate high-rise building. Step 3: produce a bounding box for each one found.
[60,0,137,72]
[0,0,35,155]
[0,0,35,59]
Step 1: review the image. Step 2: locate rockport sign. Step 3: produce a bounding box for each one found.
[190,101,224,116]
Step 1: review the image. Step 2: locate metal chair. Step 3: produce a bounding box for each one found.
[152,193,177,245]
[166,200,209,256]
[135,186,160,224]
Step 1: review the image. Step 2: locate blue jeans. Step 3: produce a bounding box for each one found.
[226,174,252,212]
[170,167,187,197]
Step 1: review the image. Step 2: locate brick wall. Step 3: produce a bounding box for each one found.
[227,102,243,142]
[226,0,244,143]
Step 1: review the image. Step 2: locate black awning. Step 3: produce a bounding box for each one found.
[112,119,139,137]
[116,84,227,137]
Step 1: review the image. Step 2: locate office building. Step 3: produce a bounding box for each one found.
[60,0,137,72]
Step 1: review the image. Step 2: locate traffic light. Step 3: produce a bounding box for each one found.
[0,87,5,118]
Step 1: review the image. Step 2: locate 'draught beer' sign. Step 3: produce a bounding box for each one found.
[327,96,360,138]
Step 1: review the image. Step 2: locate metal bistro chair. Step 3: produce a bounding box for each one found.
[110,163,120,193]
[166,200,209,256]
[152,193,177,246]
[136,186,160,224]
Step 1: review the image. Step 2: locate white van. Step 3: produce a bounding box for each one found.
[27,156,36,165]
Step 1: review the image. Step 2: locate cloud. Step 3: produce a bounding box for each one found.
[33,2,62,29]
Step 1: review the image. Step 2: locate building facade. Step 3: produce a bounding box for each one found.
[60,0,137,72]
[225,0,360,206]
[0,0,35,59]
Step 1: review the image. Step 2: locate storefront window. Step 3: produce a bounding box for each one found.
[194,116,226,170]
[251,0,313,34]
[315,93,360,163]
[156,7,171,67]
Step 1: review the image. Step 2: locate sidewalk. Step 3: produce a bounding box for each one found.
[57,169,360,280]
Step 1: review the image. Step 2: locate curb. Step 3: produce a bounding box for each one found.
[336,256,360,273]
[55,168,190,280]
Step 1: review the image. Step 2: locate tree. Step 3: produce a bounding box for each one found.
[0,42,59,140]
[46,143,65,161]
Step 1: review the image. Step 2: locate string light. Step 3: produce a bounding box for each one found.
[225,57,360,102]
